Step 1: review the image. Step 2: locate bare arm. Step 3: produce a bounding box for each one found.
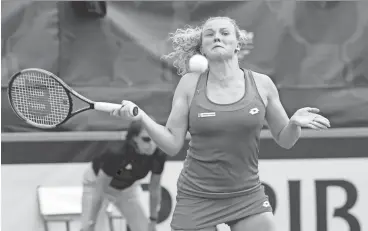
[89,170,113,215]
[141,73,195,156]
[263,74,330,148]
[263,75,301,149]
[148,173,162,221]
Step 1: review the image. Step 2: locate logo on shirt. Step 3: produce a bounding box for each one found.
[125,163,132,170]
[198,112,216,118]
[263,201,271,208]
[249,108,259,115]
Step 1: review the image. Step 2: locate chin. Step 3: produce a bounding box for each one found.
[142,149,155,155]
[208,53,232,61]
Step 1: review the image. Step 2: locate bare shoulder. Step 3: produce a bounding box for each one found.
[250,71,278,98]
[251,71,275,88]
[175,72,201,103]
[177,72,201,92]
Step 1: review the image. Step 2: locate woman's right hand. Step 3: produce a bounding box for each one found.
[110,100,143,121]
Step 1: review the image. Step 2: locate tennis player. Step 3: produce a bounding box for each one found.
[81,120,167,231]
[111,16,330,231]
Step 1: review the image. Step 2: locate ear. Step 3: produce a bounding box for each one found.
[238,40,244,51]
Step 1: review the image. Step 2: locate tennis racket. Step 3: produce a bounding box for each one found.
[7,68,138,129]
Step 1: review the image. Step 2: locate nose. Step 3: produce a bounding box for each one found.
[213,32,221,42]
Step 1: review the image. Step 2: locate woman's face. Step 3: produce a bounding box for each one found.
[201,18,239,61]
[132,129,157,155]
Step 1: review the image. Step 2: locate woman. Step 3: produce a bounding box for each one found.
[81,120,167,231]
[111,17,330,231]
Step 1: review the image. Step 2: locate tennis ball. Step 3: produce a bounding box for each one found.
[189,54,208,73]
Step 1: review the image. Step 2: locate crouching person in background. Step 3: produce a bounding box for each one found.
[81,119,167,231]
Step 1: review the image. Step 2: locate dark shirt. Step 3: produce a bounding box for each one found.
[92,144,166,190]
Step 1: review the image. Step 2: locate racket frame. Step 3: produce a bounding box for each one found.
[7,68,95,128]
[8,68,138,129]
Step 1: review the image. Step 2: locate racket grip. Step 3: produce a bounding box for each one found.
[94,102,139,116]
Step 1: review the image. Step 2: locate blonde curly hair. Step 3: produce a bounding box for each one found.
[162,17,253,76]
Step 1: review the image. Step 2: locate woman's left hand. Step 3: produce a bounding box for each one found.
[290,107,331,130]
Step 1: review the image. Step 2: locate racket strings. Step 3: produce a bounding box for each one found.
[10,71,70,126]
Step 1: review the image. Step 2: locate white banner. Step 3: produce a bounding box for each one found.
[1,159,367,231]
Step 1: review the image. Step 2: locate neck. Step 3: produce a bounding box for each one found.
[208,56,242,85]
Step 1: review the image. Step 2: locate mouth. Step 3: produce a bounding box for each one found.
[212,45,224,49]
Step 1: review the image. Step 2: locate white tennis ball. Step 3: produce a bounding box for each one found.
[189,54,208,73]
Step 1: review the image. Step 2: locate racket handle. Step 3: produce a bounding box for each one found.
[94,102,139,116]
